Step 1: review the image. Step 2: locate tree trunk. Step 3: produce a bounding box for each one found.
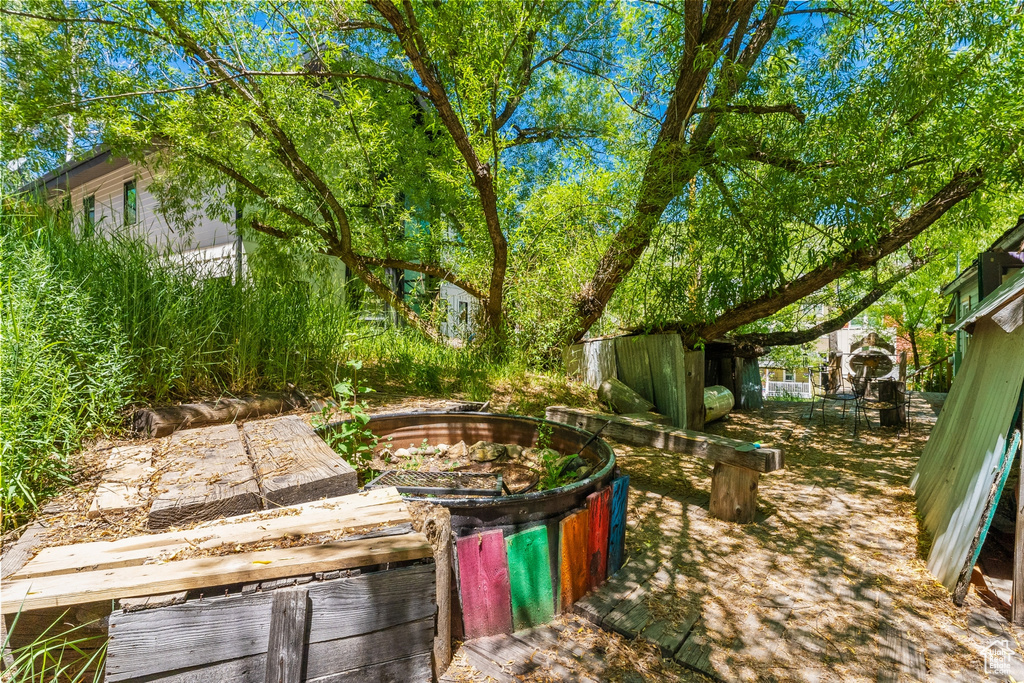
[908,325,921,371]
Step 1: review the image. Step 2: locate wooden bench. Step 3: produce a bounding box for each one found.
[545,407,784,523]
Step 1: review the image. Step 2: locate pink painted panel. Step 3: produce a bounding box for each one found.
[457,529,513,638]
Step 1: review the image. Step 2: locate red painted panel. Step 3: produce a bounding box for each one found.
[587,488,611,589]
[456,529,513,638]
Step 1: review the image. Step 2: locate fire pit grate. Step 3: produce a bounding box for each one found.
[365,470,503,496]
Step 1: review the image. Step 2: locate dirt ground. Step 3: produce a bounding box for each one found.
[445,395,1024,682]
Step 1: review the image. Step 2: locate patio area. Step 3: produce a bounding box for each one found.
[446,394,1024,681]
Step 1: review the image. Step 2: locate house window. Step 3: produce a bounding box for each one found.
[123,181,137,225]
[83,195,95,236]
[784,369,795,382]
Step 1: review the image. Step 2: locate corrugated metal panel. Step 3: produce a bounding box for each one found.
[645,334,686,428]
[564,339,617,389]
[910,317,1024,590]
[614,336,655,404]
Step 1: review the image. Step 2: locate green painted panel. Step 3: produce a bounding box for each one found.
[506,526,554,630]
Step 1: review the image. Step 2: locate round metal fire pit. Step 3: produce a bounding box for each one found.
[318,412,616,534]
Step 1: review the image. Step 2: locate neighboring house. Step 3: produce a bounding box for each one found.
[21,148,246,281]
[21,147,482,338]
[941,216,1024,374]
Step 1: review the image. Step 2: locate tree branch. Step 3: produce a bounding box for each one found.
[692,103,806,123]
[358,256,486,300]
[730,260,923,349]
[692,166,984,341]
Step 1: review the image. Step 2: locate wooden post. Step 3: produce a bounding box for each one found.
[708,463,759,524]
[506,526,554,631]
[607,476,630,575]
[265,587,311,683]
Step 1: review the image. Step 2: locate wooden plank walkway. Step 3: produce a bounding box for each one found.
[461,622,611,683]
[573,560,716,679]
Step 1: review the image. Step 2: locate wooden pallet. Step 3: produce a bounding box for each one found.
[2,488,429,613]
[573,559,715,679]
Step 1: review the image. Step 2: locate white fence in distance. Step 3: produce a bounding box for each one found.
[764,380,813,399]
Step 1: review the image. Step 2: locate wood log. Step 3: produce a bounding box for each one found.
[545,407,783,473]
[131,391,308,438]
[598,378,656,414]
[265,587,311,683]
[708,463,759,523]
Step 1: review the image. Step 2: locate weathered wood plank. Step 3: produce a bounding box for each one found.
[149,424,262,529]
[684,348,706,431]
[305,617,434,680]
[16,488,407,580]
[614,336,656,404]
[105,564,435,680]
[133,629,433,683]
[545,407,784,473]
[587,489,610,590]
[242,416,357,507]
[708,462,759,523]
[573,558,658,627]
[3,533,432,615]
[457,529,513,638]
[264,587,310,683]
[505,526,554,631]
[607,476,630,575]
[675,629,715,677]
[88,446,153,519]
[559,510,589,612]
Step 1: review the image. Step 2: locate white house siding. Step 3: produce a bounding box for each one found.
[439,281,478,339]
[65,161,232,248]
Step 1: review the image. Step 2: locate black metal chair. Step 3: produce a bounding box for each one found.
[854,379,911,438]
[814,367,858,426]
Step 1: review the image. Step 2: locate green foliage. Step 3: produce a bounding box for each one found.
[1,211,132,521]
[2,606,107,683]
[315,360,378,476]
[536,447,574,492]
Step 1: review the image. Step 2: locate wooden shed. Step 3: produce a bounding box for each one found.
[911,268,1024,616]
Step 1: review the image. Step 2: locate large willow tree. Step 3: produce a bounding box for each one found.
[3,0,1022,350]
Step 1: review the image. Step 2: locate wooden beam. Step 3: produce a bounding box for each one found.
[148,423,262,529]
[265,587,311,683]
[1,533,433,614]
[243,415,357,506]
[545,407,783,473]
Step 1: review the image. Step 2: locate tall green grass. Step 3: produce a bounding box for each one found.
[1,206,573,530]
